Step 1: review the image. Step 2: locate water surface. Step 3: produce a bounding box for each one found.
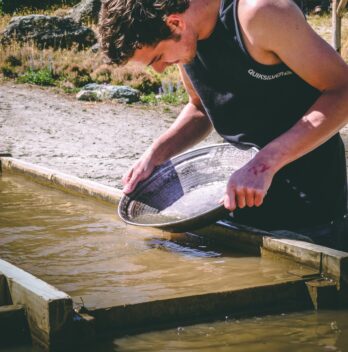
[4,310,348,352]
[0,174,309,309]
[105,309,348,352]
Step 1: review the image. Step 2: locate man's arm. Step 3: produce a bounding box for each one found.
[122,65,212,193]
[222,0,348,211]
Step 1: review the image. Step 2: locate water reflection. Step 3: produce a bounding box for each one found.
[1,175,348,351]
[0,174,312,310]
[102,310,348,352]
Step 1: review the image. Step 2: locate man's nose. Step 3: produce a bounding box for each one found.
[152,62,168,73]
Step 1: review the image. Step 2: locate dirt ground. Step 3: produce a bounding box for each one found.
[0,83,221,188]
[1,83,348,189]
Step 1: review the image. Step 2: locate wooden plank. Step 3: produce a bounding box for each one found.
[332,0,342,52]
[306,280,340,310]
[262,237,348,286]
[90,280,313,334]
[0,157,122,205]
[0,259,73,349]
[0,273,10,306]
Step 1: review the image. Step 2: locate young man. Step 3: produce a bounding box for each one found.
[99,0,348,249]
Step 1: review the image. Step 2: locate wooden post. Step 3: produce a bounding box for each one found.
[332,0,342,52]
[337,0,348,17]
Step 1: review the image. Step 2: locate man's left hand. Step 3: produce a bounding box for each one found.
[220,158,275,211]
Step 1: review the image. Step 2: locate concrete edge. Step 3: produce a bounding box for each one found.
[0,157,122,205]
[0,259,73,348]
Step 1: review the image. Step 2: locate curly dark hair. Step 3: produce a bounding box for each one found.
[99,0,190,65]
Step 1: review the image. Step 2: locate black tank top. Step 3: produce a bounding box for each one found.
[184,0,347,229]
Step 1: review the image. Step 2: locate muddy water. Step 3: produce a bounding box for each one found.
[2,83,348,351]
[4,310,348,351]
[0,173,310,309]
[102,309,348,352]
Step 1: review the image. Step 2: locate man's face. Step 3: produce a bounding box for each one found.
[131,33,197,73]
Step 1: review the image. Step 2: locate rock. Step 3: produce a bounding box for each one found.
[69,0,101,24]
[1,0,81,13]
[76,84,140,103]
[0,15,96,49]
[91,43,100,53]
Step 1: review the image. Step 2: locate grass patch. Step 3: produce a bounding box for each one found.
[160,91,188,105]
[0,7,347,102]
[18,67,56,85]
[140,88,188,106]
[308,12,348,62]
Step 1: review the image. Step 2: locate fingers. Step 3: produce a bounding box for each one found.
[122,158,155,194]
[254,189,266,207]
[223,188,236,211]
[123,171,141,194]
[245,187,254,207]
[122,168,133,186]
[221,186,267,211]
[122,167,137,194]
[235,187,246,208]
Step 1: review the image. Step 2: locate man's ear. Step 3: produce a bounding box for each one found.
[165,14,186,34]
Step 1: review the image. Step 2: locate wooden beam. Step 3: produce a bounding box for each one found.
[0,259,73,350]
[90,280,313,334]
[0,157,122,205]
[0,273,9,306]
[332,0,342,52]
[262,237,348,287]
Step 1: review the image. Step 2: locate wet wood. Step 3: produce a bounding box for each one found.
[0,259,73,350]
[90,279,313,334]
[262,237,348,286]
[0,273,8,306]
[0,157,122,205]
[306,279,340,309]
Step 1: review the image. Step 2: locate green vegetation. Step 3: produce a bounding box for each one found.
[18,67,56,86]
[140,90,188,106]
[1,0,79,13]
[308,11,348,58]
[0,5,347,105]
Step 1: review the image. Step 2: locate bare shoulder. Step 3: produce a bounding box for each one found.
[239,0,301,21]
[238,0,305,49]
[239,0,348,91]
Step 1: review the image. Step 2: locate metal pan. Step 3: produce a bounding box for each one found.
[118,143,258,232]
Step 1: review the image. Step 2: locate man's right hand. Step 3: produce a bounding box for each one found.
[122,65,212,194]
[122,148,158,194]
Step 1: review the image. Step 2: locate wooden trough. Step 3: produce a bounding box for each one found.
[0,156,347,351]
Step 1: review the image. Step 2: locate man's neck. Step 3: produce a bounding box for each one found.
[187,0,221,40]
